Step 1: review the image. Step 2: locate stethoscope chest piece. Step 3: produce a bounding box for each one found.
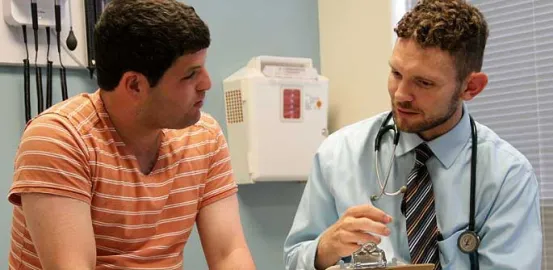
[457,230,480,254]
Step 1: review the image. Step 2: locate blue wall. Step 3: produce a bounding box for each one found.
[183,0,319,268]
[0,0,320,269]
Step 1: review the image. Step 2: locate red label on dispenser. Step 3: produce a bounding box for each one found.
[283,89,301,119]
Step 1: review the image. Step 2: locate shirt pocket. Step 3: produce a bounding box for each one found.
[437,229,466,269]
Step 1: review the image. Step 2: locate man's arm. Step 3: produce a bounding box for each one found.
[283,151,340,270]
[195,115,254,269]
[478,164,542,269]
[196,194,255,269]
[8,114,95,269]
[21,193,96,270]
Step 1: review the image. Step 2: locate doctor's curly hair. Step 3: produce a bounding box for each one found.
[395,0,489,83]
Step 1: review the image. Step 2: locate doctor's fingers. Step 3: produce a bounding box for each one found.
[341,217,391,237]
[337,230,382,247]
[344,204,392,224]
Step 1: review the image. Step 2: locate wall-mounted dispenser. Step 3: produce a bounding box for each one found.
[3,0,67,27]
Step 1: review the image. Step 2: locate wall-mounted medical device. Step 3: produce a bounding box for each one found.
[3,0,74,122]
[223,56,329,184]
[3,0,108,77]
[3,0,66,27]
[1,0,110,123]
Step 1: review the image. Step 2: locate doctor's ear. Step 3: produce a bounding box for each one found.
[461,72,488,101]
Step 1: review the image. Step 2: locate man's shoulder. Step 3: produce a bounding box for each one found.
[194,112,223,134]
[26,92,101,136]
[167,112,224,141]
[311,111,390,170]
[475,121,534,172]
[319,111,389,151]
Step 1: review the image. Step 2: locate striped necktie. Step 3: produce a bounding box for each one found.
[401,143,441,269]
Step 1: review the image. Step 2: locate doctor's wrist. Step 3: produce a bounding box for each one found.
[314,237,339,270]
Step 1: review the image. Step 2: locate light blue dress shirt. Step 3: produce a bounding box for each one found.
[283,104,542,270]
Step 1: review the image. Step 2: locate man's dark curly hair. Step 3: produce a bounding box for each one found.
[94,0,210,91]
[395,0,489,83]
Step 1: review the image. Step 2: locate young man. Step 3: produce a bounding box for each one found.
[8,1,255,269]
[284,0,542,269]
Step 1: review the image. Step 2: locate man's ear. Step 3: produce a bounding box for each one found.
[460,72,488,101]
[120,72,149,98]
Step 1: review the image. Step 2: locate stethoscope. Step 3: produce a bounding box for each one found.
[370,111,480,270]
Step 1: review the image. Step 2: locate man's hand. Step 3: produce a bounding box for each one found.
[314,204,392,269]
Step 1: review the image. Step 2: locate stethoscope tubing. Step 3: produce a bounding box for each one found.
[371,112,479,270]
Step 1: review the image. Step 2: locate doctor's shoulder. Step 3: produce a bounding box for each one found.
[473,121,535,179]
[314,112,390,157]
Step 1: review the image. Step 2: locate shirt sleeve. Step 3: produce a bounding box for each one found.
[478,164,542,269]
[8,114,92,206]
[198,118,238,209]
[283,150,340,270]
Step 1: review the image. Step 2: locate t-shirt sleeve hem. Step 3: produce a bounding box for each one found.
[8,186,92,206]
[199,185,238,209]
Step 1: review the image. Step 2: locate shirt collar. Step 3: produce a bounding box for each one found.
[394,103,472,168]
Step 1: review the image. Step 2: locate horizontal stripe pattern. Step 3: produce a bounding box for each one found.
[8,91,238,269]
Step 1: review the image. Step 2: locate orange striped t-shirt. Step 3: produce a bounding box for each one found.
[8,90,238,269]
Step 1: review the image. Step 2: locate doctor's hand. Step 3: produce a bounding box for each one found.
[314,204,392,270]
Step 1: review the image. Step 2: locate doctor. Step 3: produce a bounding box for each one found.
[283,0,542,269]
